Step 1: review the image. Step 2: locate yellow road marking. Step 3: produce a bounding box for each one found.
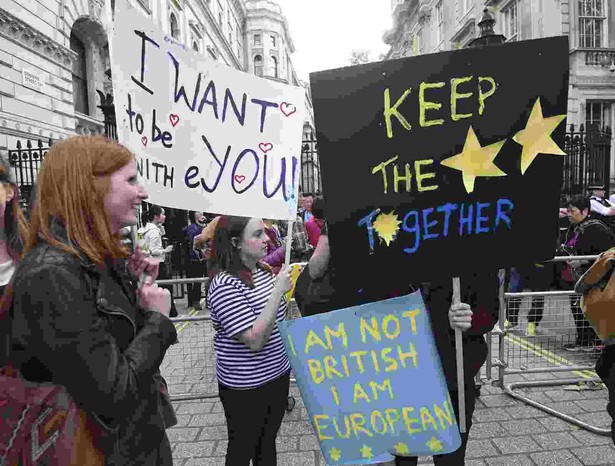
[175,308,199,334]
[504,333,597,379]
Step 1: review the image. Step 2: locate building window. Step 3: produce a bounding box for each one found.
[579,0,606,48]
[192,41,199,52]
[412,30,422,55]
[271,35,276,48]
[228,22,233,43]
[254,34,261,45]
[217,0,224,26]
[170,12,180,40]
[435,1,444,46]
[502,0,519,42]
[586,101,612,131]
[70,32,89,115]
[254,54,263,76]
[461,0,472,15]
[271,56,278,78]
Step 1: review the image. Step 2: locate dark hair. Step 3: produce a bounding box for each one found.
[312,196,325,220]
[209,215,270,288]
[146,205,164,222]
[568,194,590,212]
[303,192,313,198]
[0,158,27,259]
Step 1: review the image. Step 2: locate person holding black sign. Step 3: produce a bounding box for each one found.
[391,273,499,466]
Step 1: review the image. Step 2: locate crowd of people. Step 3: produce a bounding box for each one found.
[506,188,615,353]
[1,135,615,465]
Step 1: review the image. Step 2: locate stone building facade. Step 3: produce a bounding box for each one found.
[0,0,315,187]
[383,0,615,178]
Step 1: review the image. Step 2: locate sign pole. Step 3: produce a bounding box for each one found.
[452,276,467,433]
[284,220,294,269]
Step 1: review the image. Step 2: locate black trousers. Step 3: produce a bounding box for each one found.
[394,388,477,466]
[507,296,545,326]
[158,262,177,317]
[219,371,290,466]
[595,345,615,445]
[185,259,205,307]
[569,294,599,346]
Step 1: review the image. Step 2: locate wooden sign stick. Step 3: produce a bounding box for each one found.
[284,220,294,269]
[452,276,467,433]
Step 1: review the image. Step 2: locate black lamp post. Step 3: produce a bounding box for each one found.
[468,7,506,48]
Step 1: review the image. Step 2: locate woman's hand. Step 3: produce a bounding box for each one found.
[449,303,473,332]
[128,249,160,284]
[137,283,171,317]
[274,265,292,294]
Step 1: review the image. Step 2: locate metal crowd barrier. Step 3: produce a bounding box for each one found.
[158,277,302,403]
[493,255,611,436]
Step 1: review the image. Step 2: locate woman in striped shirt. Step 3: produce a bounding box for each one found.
[207,215,292,466]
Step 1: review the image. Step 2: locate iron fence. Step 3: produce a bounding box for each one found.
[8,138,53,210]
[563,123,612,196]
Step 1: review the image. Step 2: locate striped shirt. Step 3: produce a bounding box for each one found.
[207,268,290,389]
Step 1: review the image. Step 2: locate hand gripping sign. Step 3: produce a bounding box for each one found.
[110,0,305,220]
[278,292,461,465]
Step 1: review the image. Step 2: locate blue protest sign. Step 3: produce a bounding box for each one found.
[278,291,461,465]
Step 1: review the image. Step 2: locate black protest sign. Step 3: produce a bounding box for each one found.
[310,36,569,301]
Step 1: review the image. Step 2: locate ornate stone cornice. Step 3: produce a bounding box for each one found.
[0,8,77,68]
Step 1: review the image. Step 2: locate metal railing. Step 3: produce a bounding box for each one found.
[493,255,611,435]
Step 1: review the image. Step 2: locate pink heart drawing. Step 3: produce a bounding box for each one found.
[280,102,296,117]
[259,142,273,153]
[169,114,180,127]
[234,175,246,184]
[141,136,148,146]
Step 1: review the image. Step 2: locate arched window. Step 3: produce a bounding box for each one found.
[170,12,180,40]
[254,54,263,76]
[70,32,89,115]
[192,41,199,52]
[270,56,278,78]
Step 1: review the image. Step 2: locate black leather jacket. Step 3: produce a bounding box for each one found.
[7,226,178,464]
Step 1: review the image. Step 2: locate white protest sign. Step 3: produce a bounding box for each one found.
[110,0,305,220]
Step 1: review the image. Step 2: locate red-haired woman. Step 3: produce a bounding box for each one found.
[5,136,177,464]
[207,216,291,466]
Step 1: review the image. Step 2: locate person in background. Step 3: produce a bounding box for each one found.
[183,210,207,311]
[207,215,291,466]
[277,214,313,263]
[506,262,552,336]
[0,158,27,297]
[262,219,286,274]
[562,194,615,351]
[589,185,615,230]
[5,136,177,463]
[300,192,314,223]
[305,196,326,249]
[138,205,177,317]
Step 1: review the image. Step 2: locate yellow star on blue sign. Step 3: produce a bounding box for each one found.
[360,444,374,459]
[329,447,342,462]
[427,436,444,453]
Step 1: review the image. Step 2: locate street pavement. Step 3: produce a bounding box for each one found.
[161,293,615,466]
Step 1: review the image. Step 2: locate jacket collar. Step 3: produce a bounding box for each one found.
[43,217,97,270]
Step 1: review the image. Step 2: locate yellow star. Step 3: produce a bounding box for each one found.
[513,97,566,174]
[440,125,507,194]
[329,447,342,461]
[427,436,444,453]
[359,444,374,459]
[394,442,410,455]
